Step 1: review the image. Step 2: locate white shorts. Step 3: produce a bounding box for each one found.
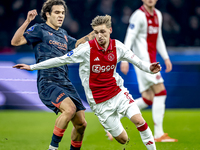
[91,88,141,137]
[134,65,164,93]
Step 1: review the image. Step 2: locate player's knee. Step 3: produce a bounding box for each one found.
[75,120,87,135]
[115,131,128,144]
[62,107,76,120]
[135,119,146,127]
[117,136,128,144]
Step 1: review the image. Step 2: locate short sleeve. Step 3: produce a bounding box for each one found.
[67,35,77,51]
[23,24,42,45]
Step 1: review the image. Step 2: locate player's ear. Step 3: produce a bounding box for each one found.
[109,27,112,34]
[46,12,50,18]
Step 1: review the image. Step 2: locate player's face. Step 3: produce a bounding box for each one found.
[46,5,65,30]
[93,24,112,48]
[142,0,158,8]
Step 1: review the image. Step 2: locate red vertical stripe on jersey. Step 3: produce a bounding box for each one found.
[140,6,159,63]
[89,38,121,104]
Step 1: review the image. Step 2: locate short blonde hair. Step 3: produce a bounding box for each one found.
[91,15,112,28]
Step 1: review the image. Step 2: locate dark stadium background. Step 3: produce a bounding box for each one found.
[0,0,200,110]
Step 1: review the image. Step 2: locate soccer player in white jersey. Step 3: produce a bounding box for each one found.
[13,15,162,150]
[120,0,178,142]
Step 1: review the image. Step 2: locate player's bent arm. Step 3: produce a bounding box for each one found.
[11,10,37,46]
[117,40,152,74]
[75,31,95,47]
[11,19,31,46]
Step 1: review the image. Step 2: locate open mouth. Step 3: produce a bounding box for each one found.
[58,19,63,24]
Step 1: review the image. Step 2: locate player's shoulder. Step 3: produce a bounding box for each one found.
[26,23,42,32]
[115,39,127,50]
[155,8,162,16]
[76,41,90,51]
[130,9,146,21]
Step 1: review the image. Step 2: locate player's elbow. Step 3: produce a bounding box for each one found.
[11,40,20,46]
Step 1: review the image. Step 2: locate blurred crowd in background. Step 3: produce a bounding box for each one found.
[0,0,200,53]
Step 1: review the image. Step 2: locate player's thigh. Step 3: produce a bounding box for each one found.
[125,102,144,126]
[151,83,165,93]
[59,97,77,114]
[100,112,124,138]
[39,84,74,114]
[141,88,155,101]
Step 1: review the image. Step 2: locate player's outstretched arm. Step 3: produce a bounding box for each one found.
[75,31,95,47]
[13,64,31,71]
[150,62,162,73]
[11,9,38,46]
[120,61,129,75]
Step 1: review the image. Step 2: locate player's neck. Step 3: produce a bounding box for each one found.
[143,4,155,16]
[100,42,109,51]
[46,21,59,30]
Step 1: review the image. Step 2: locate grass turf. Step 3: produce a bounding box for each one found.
[0,109,200,150]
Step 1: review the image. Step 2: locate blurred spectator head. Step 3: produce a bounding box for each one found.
[17,13,26,28]
[195,6,200,16]
[97,0,116,15]
[12,0,24,11]
[162,12,180,33]
[0,5,5,17]
[189,16,199,30]
[170,0,184,8]
[121,5,132,24]
[40,0,68,21]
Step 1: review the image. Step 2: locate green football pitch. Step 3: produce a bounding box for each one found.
[0,109,200,150]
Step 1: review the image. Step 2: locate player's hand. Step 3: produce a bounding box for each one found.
[120,61,129,75]
[26,9,38,23]
[150,62,161,73]
[165,59,172,73]
[13,64,31,71]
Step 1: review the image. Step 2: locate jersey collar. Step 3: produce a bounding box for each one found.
[94,38,113,51]
[140,5,156,17]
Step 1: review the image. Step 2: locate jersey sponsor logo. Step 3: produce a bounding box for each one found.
[148,20,152,24]
[92,64,115,73]
[148,26,158,34]
[94,57,100,61]
[27,26,35,32]
[49,40,67,50]
[67,50,74,56]
[108,53,115,61]
[129,24,135,29]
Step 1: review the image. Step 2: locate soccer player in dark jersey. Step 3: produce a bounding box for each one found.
[11,0,94,150]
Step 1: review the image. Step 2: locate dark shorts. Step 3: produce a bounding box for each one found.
[39,83,86,114]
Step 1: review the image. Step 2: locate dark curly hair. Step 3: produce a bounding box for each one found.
[40,0,67,21]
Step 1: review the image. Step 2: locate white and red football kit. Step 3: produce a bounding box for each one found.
[124,5,169,93]
[30,38,152,106]
[30,38,156,149]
